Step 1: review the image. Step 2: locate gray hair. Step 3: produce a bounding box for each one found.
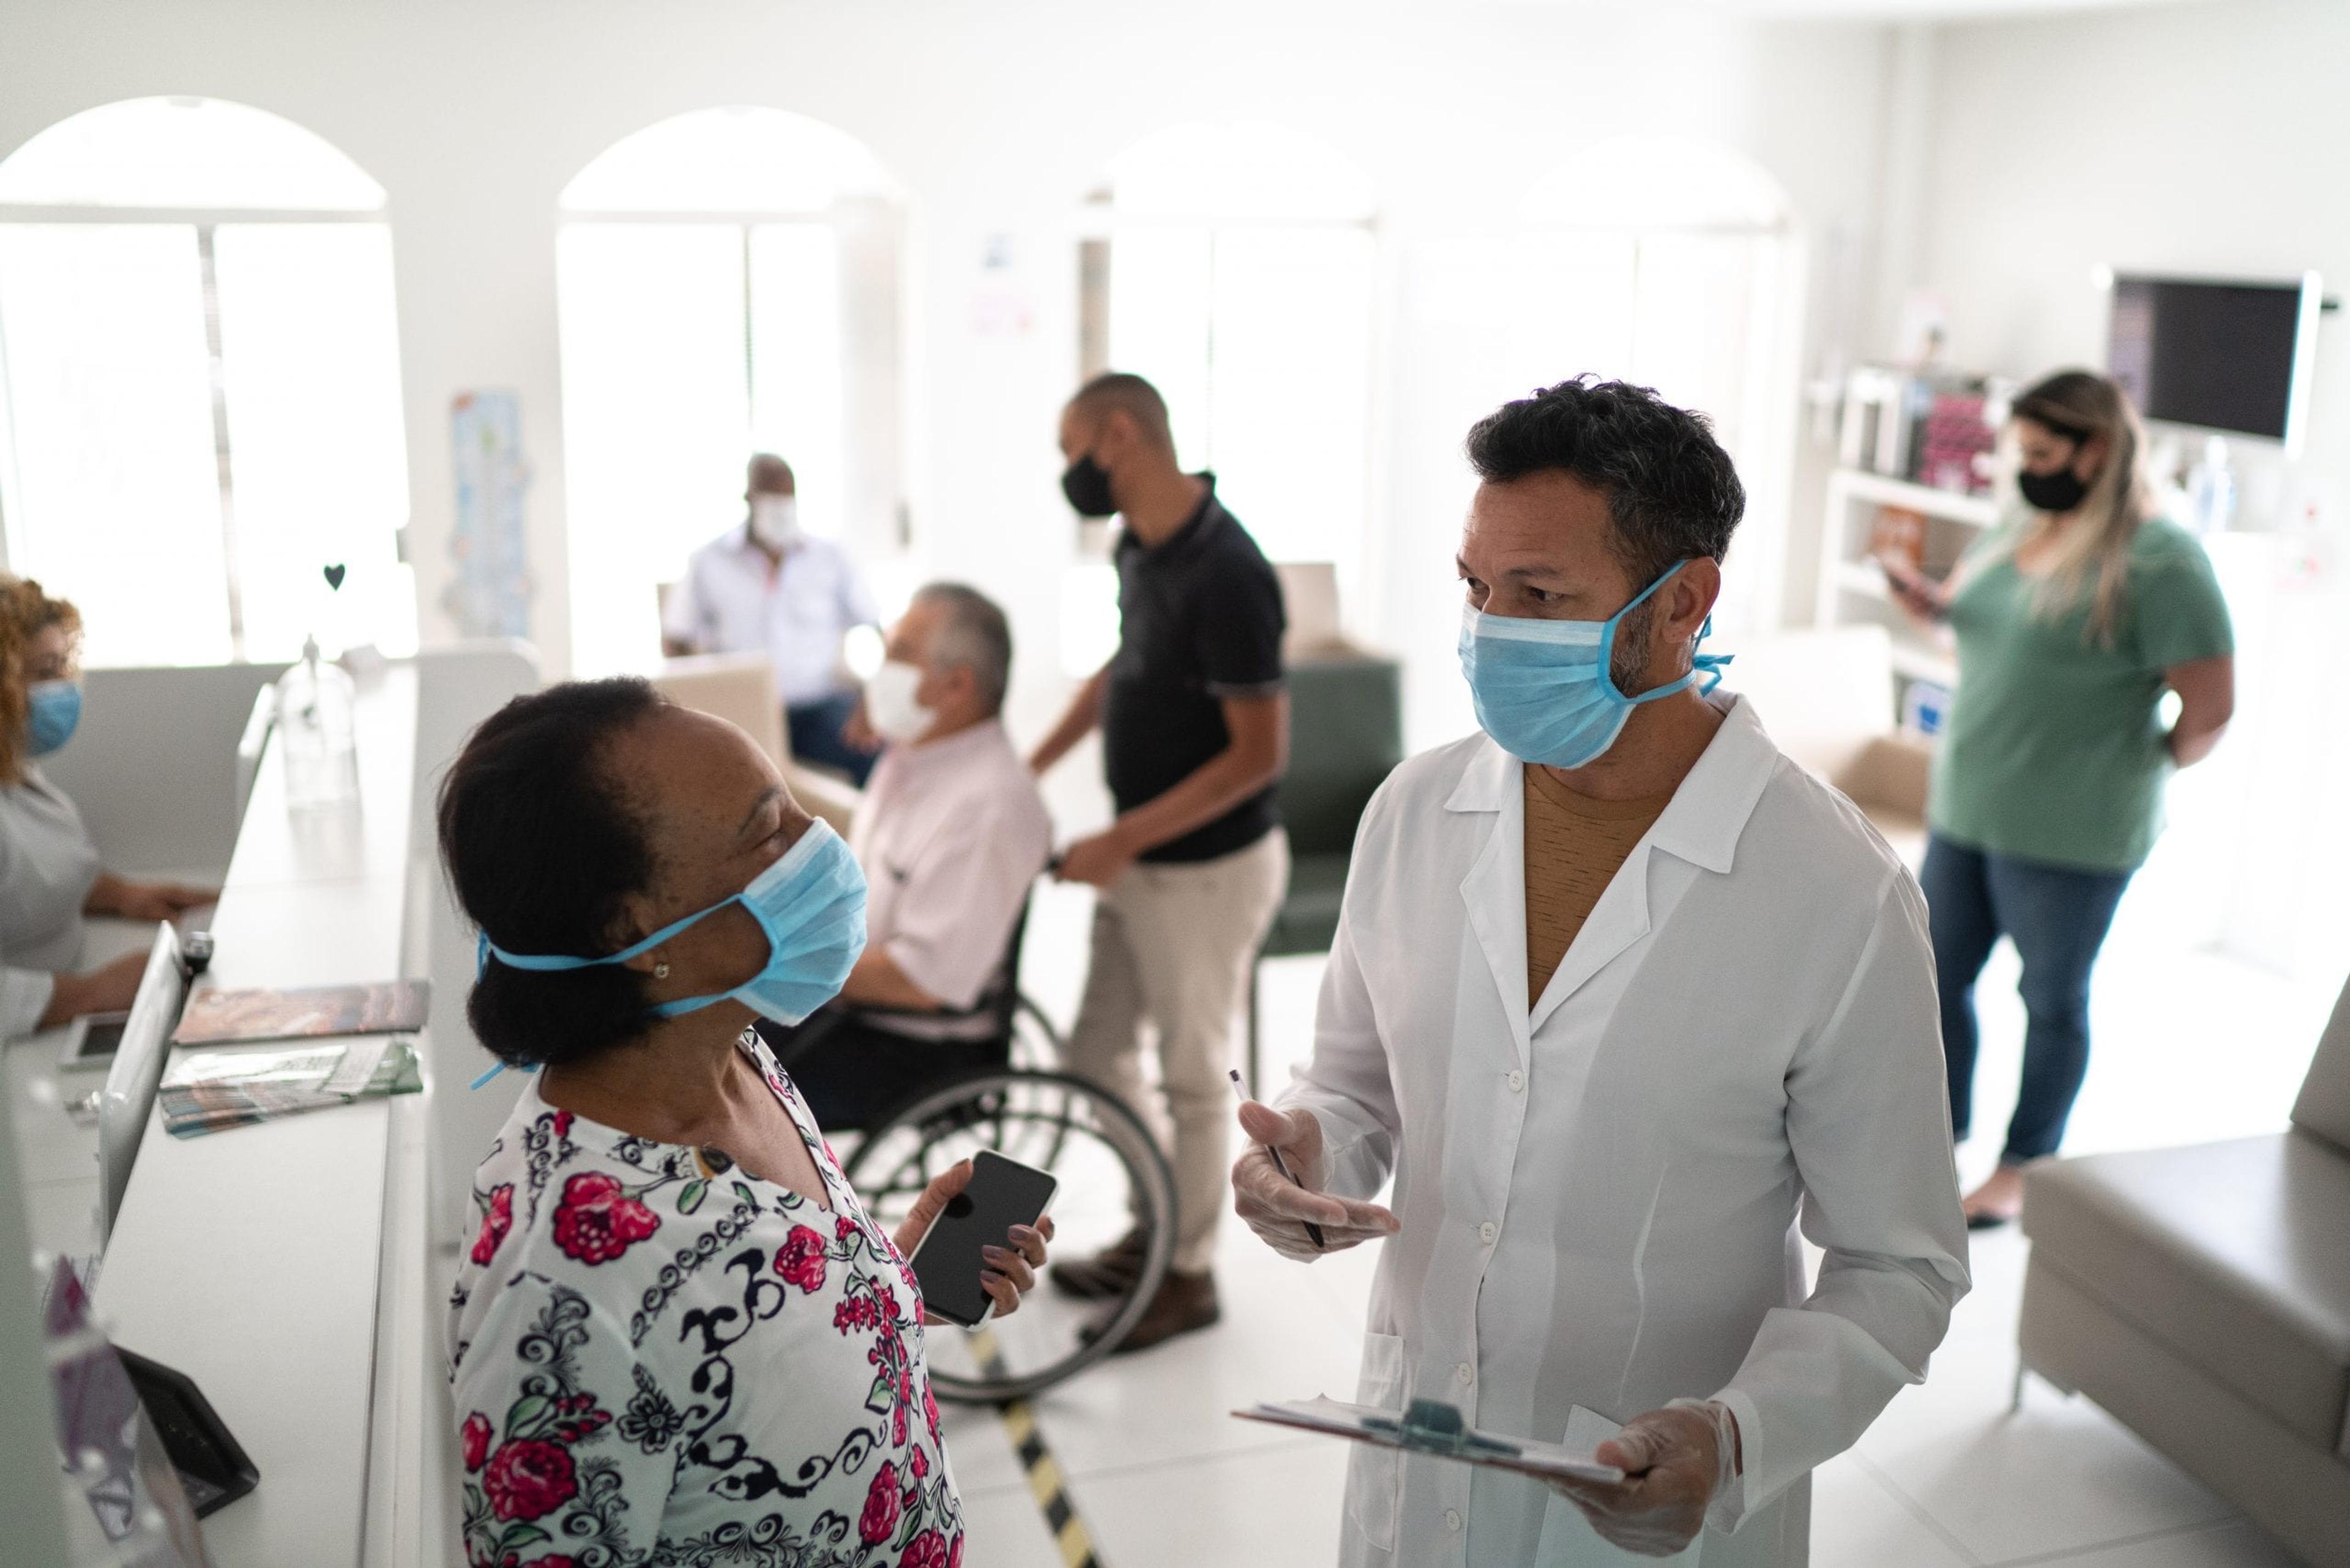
[912,582,1012,716]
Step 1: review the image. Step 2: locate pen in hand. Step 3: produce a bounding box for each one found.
[1229,1068,1326,1252]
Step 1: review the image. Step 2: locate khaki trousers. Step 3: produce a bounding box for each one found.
[1064,828,1289,1276]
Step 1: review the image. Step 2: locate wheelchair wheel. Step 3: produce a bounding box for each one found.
[841,1067,1176,1404]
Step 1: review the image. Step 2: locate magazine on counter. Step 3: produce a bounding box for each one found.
[159,1037,422,1137]
[170,979,430,1047]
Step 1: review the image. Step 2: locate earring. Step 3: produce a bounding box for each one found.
[655,961,670,979]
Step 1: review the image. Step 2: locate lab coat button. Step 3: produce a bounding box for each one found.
[1445,1509,1463,1533]
[1508,1069,1525,1092]
[1479,1220,1498,1244]
[1455,1361,1474,1385]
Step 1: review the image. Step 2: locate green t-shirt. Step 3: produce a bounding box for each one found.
[1930,513,2233,873]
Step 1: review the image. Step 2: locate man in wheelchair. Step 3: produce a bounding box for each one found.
[756,583,1053,1127]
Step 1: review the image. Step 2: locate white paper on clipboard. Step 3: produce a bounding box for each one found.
[1233,1396,1627,1486]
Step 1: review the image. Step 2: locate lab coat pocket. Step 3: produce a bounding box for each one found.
[1536,1405,1704,1567]
[1343,1331,1404,1553]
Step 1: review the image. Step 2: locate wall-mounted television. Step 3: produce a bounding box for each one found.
[2104,271,2322,453]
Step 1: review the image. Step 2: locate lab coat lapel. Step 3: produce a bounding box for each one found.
[1447,738,1532,1068]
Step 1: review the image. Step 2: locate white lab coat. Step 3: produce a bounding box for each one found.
[1277,698,1969,1568]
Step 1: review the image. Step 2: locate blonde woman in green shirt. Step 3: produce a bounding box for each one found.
[1883,370,2234,1226]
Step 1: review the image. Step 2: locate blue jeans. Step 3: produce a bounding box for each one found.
[1921,834,2132,1164]
[786,691,876,787]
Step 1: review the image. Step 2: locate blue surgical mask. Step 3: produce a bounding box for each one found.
[26,679,81,757]
[477,816,867,1025]
[1457,561,1730,770]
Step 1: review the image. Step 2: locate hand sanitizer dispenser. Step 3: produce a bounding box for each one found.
[275,636,359,809]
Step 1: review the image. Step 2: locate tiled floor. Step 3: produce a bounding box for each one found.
[941,862,2338,1567]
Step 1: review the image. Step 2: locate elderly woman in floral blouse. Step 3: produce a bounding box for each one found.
[440,679,1050,1567]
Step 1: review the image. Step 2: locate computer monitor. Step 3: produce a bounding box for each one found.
[2105,271,2324,454]
[97,924,191,1245]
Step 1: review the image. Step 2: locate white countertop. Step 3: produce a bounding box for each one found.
[94,666,424,1567]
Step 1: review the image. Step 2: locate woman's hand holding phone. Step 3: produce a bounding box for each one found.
[1878,553,1949,623]
[891,1158,1055,1323]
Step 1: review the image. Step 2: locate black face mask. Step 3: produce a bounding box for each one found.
[2018,465,2090,514]
[1060,452,1118,518]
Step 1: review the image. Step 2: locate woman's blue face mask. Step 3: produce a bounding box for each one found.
[1457,560,1729,770]
[478,817,868,1027]
[27,679,81,757]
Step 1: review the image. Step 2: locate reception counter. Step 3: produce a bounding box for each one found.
[0,644,539,1566]
[93,666,431,1566]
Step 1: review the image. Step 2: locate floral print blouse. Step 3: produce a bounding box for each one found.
[448,1036,962,1568]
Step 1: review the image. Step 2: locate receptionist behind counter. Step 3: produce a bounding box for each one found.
[0,575,215,1037]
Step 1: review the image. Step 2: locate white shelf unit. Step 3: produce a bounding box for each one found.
[1815,468,1999,693]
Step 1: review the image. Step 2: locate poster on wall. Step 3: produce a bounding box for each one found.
[445,390,532,639]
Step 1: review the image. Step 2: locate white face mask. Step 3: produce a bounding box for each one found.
[748,495,800,549]
[863,659,935,745]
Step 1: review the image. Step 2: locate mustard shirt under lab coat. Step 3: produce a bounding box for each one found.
[1275,696,1970,1567]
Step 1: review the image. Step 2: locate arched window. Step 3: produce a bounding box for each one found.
[0,97,412,665]
[556,107,907,675]
[1512,136,1801,634]
[1081,123,1379,575]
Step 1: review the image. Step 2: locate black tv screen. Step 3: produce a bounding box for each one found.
[2106,274,2312,444]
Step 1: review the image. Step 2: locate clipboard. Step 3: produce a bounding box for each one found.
[1233,1395,1625,1486]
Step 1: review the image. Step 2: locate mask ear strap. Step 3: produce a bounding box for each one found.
[1691,616,1734,695]
[1598,560,1695,703]
[477,896,733,974]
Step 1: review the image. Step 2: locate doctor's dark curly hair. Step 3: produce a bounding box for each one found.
[1465,376,1745,588]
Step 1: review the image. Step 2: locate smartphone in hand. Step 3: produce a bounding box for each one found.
[1876,553,1945,618]
[906,1150,1058,1327]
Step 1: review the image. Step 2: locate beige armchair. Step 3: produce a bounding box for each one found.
[2017,973,2350,1566]
[651,652,860,834]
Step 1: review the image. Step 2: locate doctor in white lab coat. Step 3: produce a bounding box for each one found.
[1234,379,1969,1566]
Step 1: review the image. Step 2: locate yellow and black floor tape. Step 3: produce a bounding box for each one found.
[970,1329,1105,1568]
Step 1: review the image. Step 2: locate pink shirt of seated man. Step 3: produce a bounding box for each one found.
[851,719,1051,1038]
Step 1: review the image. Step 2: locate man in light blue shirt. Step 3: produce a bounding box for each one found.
[663,453,881,785]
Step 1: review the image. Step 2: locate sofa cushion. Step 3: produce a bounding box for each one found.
[2023,1130,2350,1449]
[2290,972,2350,1156]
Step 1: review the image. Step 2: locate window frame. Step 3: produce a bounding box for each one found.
[0,197,392,662]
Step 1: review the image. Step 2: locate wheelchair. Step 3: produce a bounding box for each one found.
[760,908,1176,1405]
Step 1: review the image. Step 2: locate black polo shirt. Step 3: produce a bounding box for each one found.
[1103,479,1286,864]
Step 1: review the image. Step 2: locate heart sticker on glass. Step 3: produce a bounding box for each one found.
[323,564,347,591]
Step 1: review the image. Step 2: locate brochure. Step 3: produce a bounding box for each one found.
[171,979,430,1047]
[159,1037,422,1137]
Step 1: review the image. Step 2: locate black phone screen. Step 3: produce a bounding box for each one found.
[71,1017,129,1061]
[908,1150,1058,1327]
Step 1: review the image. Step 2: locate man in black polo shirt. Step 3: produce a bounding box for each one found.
[1031,372,1291,1349]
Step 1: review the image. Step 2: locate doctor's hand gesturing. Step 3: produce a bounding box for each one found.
[1231,1101,1400,1260]
[1545,1400,1740,1558]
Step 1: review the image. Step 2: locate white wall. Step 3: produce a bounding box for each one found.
[0,0,1906,766]
[1923,0,2348,514]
